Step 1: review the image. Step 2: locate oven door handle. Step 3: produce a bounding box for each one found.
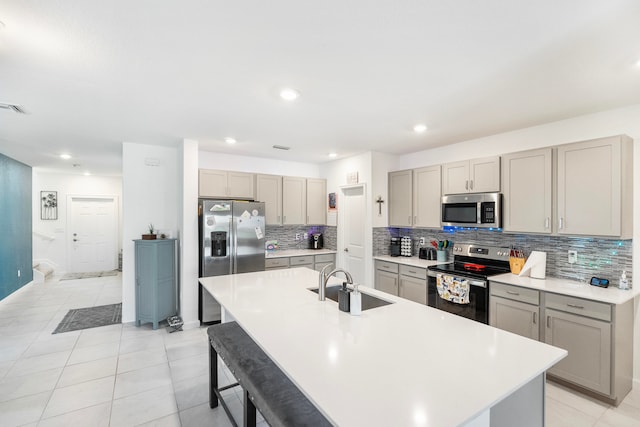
[427,270,487,288]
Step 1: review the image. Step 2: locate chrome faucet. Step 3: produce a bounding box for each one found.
[319,266,353,301]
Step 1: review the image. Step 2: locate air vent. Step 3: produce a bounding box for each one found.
[272,145,291,151]
[0,103,26,114]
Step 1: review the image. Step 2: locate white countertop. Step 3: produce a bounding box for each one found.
[265,249,337,258]
[490,273,640,305]
[373,255,444,268]
[200,268,566,427]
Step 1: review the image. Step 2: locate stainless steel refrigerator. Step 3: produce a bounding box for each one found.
[199,199,266,323]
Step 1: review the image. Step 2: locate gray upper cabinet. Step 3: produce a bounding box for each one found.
[557,135,633,238]
[199,169,255,200]
[413,165,441,228]
[442,156,500,195]
[282,177,306,225]
[388,170,413,227]
[306,178,327,225]
[256,174,283,225]
[502,148,553,234]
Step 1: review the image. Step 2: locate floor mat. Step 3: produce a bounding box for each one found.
[60,270,118,280]
[52,303,122,334]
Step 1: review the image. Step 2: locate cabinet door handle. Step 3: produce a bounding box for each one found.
[465,180,469,190]
[408,215,412,224]
[559,217,564,229]
[469,180,474,190]
[408,270,416,274]
[307,215,309,223]
[414,215,417,224]
[546,315,551,328]
[533,312,537,324]
[283,215,286,223]
[506,290,520,296]
[277,215,280,222]
[545,217,550,229]
[567,303,584,309]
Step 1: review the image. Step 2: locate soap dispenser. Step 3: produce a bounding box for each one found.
[350,284,362,316]
[619,271,629,290]
[338,282,351,312]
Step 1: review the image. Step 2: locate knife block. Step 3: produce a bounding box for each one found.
[509,257,525,274]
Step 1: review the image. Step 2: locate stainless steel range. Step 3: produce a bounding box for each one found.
[427,243,511,324]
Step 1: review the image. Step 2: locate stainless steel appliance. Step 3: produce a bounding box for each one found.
[309,233,324,249]
[441,192,502,229]
[427,243,510,324]
[199,199,266,323]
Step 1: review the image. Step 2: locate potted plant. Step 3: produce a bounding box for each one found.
[142,223,157,240]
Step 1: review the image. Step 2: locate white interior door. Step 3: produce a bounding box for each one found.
[68,196,118,273]
[339,185,366,285]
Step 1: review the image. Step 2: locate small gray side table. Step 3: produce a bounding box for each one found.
[133,238,177,329]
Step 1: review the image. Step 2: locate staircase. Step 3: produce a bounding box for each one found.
[33,261,55,283]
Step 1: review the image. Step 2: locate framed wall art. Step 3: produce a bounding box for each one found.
[41,191,58,220]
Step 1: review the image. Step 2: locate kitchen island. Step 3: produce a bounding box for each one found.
[200,268,567,427]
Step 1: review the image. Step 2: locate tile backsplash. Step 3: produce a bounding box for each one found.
[265,225,337,250]
[373,227,633,287]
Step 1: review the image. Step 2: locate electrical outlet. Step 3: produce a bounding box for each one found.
[295,233,300,241]
[17,269,21,277]
[568,250,577,264]
[303,233,309,240]
[419,237,426,246]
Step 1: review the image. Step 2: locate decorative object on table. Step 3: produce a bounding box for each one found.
[518,250,547,279]
[400,236,412,257]
[166,315,183,332]
[52,303,122,334]
[589,277,610,288]
[509,246,526,274]
[142,223,157,240]
[40,190,58,220]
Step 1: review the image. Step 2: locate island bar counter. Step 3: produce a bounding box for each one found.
[200,268,567,427]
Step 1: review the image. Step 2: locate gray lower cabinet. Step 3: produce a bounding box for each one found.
[134,239,177,330]
[314,253,335,272]
[266,253,336,272]
[265,258,290,270]
[399,265,427,305]
[290,255,314,269]
[375,261,399,296]
[489,283,540,340]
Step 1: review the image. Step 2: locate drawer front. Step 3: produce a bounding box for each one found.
[290,256,314,266]
[490,282,539,305]
[265,258,290,269]
[375,260,399,274]
[315,253,335,263]
[545,293,611,322]
[399,265,427,280]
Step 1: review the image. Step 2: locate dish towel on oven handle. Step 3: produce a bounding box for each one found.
[436,273,470,304]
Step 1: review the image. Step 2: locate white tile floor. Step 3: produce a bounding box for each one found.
[0,274,638,427]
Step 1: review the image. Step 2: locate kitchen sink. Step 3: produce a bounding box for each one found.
[308,285,393,311]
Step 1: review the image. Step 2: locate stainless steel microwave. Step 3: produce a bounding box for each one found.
[441,192,502,228]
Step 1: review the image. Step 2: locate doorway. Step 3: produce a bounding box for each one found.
[338,184,367,284]
[67,196,119,273]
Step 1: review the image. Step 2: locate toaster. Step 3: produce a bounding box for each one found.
[419,247,437,260]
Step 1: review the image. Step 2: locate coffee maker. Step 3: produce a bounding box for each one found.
[389,237,401,257]
[309,233,324,250]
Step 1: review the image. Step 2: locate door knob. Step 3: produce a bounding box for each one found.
[344,248,349,252]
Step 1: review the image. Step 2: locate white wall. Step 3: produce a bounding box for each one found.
[321,152,374,287]
[122,142,179,323]
[32,170,122,273]
[371,152,397,228]
[178,140,200,329]
[389,103,640,385]
[199,151,320,177]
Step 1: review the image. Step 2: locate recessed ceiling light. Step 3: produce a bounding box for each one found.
[329,152,337,158]
[83,171,91,176]
[60,154,71,160]
[224,137,237,144]
[413,124,428,133]
[279,88,300,101]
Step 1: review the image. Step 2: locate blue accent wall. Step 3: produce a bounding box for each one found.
[0,153,33,300]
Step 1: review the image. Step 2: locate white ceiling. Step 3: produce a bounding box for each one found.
[1,1,640,176]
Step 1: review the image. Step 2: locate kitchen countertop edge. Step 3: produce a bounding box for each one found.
[265,249,337,258]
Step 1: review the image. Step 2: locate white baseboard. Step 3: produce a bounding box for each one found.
[0,280,35,304]
[182,320,201,330]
